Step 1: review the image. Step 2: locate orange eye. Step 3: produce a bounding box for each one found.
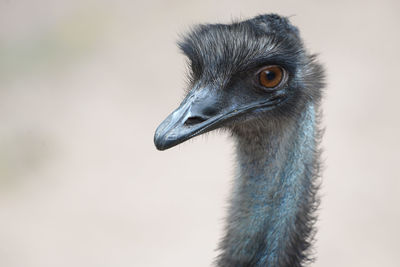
[259,66,284,88]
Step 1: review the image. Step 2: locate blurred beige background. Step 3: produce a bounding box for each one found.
[0,0,399,266]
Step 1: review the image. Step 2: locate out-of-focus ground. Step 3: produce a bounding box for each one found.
[0,0,399,266]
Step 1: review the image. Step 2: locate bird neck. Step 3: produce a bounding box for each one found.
[218,104,320,267]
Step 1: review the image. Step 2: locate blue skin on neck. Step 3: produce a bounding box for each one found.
[220,104,316,266]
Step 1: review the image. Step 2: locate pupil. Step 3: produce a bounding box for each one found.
[265,70,276,80]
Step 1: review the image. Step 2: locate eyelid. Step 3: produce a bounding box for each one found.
[255,65,285,75]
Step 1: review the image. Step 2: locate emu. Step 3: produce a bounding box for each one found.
[154,14,325,267]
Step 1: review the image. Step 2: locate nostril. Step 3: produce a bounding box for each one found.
[184,116,207,126]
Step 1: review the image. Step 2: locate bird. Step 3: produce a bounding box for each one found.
[154,14,325,267]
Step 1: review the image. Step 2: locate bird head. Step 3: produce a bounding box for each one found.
[154,14,324,150]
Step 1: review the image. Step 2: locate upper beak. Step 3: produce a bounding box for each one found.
[154,88,225,150]
[154,87,283,151]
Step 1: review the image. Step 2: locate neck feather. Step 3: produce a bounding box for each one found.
[217,104,320,267]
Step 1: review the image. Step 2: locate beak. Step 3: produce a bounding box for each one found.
[154,88,283,151]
